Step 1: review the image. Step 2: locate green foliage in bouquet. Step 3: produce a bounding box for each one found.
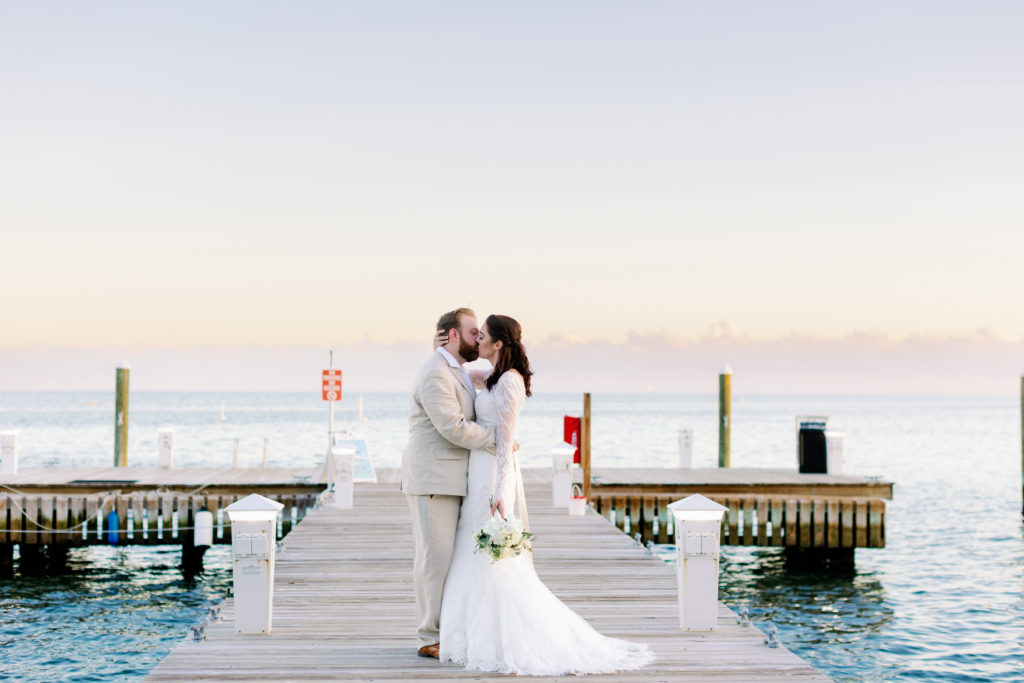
[474,516,535,563]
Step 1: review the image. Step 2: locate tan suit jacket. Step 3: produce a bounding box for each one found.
[400,351,495,497]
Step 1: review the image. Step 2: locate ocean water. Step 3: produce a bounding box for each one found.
[1,391,1023,682]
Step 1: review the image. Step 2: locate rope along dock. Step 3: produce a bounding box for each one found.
[147,476,829,681]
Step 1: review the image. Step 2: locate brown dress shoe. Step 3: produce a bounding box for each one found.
[417,643,440,659]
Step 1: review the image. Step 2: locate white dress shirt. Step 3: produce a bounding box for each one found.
[436,346,476,397]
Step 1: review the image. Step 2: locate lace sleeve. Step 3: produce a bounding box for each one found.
[492,371,526,513]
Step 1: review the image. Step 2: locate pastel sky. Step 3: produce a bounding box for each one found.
[1,2,1022,392]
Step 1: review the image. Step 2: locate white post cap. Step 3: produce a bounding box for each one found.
[668,494,729,521]
[225,493,284,521]
[719,365,732,375]
[118,361,131,370]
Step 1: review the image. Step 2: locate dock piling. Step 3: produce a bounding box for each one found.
[19,544,44,574]
[114,364,130,467]
[0,543,12,576]
[581,393,592,499]
[718,366,732,467]
[180,499,206,576]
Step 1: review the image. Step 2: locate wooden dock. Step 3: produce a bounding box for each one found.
[147,475,829,682]
[0,467,330,571]
[0,468,325,556]
[0,465,891,568]
[585,467,892,551]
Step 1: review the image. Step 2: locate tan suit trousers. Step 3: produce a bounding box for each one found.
[407,492,461,648]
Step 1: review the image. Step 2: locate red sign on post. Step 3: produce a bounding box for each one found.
[564,416,581,464]
[322,370,342,401]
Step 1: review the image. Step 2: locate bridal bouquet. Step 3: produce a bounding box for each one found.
[474,515,535,563]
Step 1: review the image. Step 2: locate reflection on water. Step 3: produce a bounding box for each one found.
[654,544,895,680]
[0,545,231,683]
[721,547,893,682]
[656,538,1024,683]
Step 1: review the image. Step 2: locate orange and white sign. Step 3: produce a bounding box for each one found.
[322,369,342,401]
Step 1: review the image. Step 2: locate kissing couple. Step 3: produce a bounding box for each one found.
[400,307,653,676]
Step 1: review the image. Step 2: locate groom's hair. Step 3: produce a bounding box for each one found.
[436,307,476,337]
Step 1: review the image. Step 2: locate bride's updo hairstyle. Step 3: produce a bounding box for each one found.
[485,314,534,397]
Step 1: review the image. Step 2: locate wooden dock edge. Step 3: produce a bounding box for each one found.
[0,492,321,547]
[592,492,886,549]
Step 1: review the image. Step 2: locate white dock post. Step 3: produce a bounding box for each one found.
[328,445,356,509]
[233,438,240,468]
[262,438,269,468]
[825,431,845,474]
[550,447,575,508]
[225,494,285,634]
[678,428,693,468]
[157,427,174,468]
[0,430,18,475]
[668,494,728,631]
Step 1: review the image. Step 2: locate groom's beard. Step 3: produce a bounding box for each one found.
[459,338,479,362]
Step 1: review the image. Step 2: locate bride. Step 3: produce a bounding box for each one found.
[438,314,654,676]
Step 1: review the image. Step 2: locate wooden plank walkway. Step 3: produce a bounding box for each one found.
[147,478,829,681]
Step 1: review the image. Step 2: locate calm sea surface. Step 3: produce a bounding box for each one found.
[1,391,1023,682]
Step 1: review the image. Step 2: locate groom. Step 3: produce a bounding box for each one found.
[401,307,497,659]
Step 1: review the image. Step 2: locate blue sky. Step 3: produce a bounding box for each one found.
[1,2,1022,391]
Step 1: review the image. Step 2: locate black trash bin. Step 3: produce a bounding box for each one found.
[797,417,828,474]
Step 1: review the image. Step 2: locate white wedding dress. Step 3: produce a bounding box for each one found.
[439,371,654,676]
